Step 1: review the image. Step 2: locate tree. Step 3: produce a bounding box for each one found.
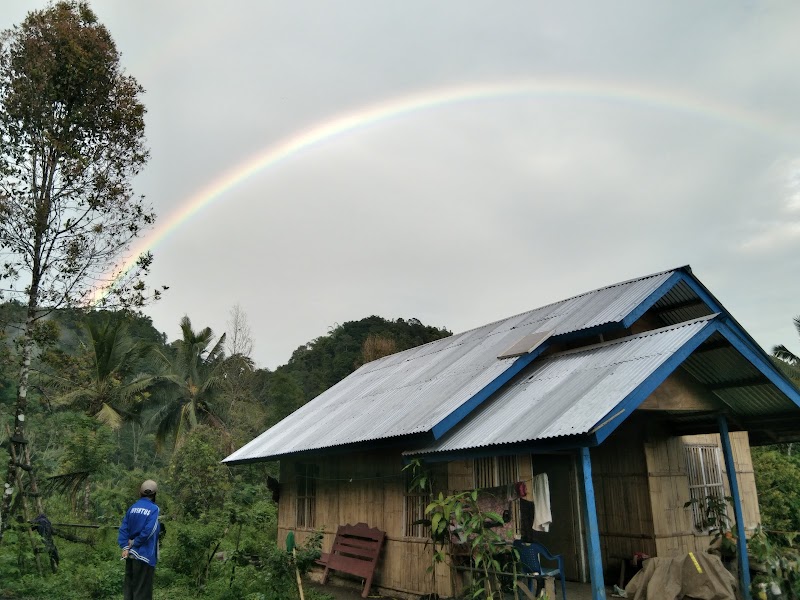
[359,333,398,364]
[263,371,305,426]
[0,2,156,538]
[52,316,154,429]
[223,303,255,409]
[225,303,254,359]
[150,316,227,448]
[773,315,800,384]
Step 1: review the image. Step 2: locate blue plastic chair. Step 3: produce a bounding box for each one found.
[513,540,567,600]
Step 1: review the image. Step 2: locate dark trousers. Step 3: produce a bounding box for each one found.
[124,557,154,600]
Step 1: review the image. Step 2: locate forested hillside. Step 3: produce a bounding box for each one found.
[0,303,450,599]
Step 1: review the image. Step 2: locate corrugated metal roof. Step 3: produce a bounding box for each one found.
[407,316,716,456]
[680,332,796,416]
[224,268,681,463]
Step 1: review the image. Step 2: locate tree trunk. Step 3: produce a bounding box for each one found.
[83,478,91,520]
[0,300,44,540]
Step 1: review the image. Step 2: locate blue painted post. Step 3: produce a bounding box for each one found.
[717,415,751,600]
[581,447,607,600]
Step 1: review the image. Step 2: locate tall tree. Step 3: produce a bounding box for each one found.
[0,2,155,537]
[225,303,254,359]
[150,316,227,448]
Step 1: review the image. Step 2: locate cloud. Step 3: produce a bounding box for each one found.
[5,1,796,369]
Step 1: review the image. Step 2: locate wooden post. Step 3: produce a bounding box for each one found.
[581,447,607,600]
[717,415,751,600]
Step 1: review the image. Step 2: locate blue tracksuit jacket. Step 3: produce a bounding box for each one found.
[118,497,160,566]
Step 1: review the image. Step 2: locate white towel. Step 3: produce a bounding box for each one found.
[532,473,552,532]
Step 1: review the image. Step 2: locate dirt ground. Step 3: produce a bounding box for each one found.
[305,579,403,599]
[305,578,600,600]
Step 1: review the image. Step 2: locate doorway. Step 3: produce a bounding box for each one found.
[530,453,586,581]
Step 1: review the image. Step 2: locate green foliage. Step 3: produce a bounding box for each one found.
[150,316,227,448]
[170,426,231,518]
[0,283,452,597]
[52,315,156,429]
[748,526,800,598]
[752,446,800,532]
[163,517,226,588]
[277,315,451,401]
[406,459,515,599]
[684,493,736,558]
[262,371,305,427]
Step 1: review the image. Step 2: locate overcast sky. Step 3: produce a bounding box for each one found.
[4,1,800,369]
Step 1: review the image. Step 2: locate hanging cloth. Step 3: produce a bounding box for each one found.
[532,473,552,532]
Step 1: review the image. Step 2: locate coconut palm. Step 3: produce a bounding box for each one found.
[54,316,154,429]
[773,316,800,384]
[149,315,227,448]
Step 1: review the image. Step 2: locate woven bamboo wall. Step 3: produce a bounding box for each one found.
[277,450,452,599]
[645,431,760,557]
[591,418,658,572]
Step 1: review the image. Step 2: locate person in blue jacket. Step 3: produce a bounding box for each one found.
[118,480,160,600]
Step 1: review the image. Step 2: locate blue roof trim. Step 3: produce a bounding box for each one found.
[680,270,800,405]
[431,344,550,439]
[431,268,688,442]
[589,318,722,445]
[621,270,684,329]
[717,321,800,409]
[674,270,725,313]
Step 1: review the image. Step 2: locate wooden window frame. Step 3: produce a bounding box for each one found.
[473,455,519,489]
[473,455,521,535]
[403,470,431,539]
[684,444,726,531]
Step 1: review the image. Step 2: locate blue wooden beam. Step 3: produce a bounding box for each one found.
[717,322,800,408]
[591,317,720,445]
[580,447,607,600]
[717,415,751,600]
[431,344,550,439]
[621,270,684,328]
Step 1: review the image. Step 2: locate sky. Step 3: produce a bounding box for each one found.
[3,1,800,370]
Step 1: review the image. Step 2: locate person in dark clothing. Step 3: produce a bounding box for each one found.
[118,480,160,600]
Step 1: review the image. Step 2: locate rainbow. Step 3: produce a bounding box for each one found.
[92,78,796,303]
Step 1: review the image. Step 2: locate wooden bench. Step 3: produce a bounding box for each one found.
[316,522,386,598]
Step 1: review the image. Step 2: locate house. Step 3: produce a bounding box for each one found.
[224,266,800,600]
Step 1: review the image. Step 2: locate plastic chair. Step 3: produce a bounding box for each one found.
[513,540,567,600]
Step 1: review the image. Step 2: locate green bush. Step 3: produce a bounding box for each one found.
[752,446,800,532]
[170,427,231,518]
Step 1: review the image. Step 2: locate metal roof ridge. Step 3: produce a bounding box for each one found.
[449,266,688,338]
[423,269,694,441]
[547,314,720,359]
[366,267,690,372]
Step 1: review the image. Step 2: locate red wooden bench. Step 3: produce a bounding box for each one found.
[316,522,386,598]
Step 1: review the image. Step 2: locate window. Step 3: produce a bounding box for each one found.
[684,444,725,530]
[404,469,430,538]
[474,456,520,535]
[474,456,518,489]
[295,463,318,528]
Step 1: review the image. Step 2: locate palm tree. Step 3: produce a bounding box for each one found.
[150,316,227,448]
[773,315,800,384]
[54,316,154,429]
[50,316,154,518]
